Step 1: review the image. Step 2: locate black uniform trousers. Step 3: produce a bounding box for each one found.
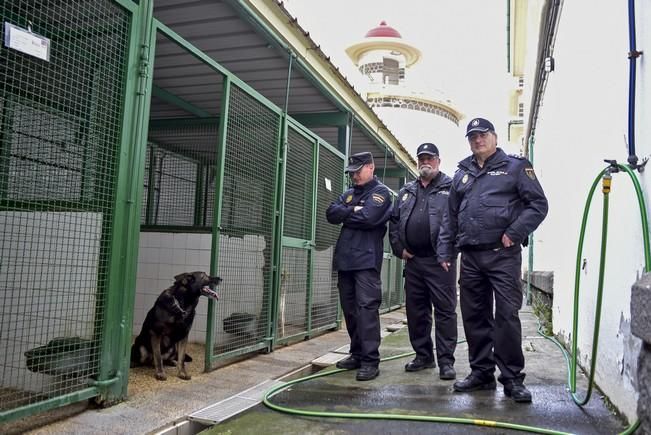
[459,246,525,384]
[337,269,382,367]
[404,256,457,366]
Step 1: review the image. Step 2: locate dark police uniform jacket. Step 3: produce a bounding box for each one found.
[438,148,548,260]
[326,177,392,272]
[389,173,452,258]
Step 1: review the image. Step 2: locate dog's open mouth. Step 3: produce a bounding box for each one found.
[201,286,220,300]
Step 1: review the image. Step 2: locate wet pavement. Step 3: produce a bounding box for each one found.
[206,307,627,435]
[2,307,629,434]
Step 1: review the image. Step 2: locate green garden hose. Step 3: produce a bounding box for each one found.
[263,348,572,435]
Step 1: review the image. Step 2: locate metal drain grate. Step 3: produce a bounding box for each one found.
[188,379,285,425]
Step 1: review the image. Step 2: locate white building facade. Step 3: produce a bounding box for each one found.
[517,0,651,422]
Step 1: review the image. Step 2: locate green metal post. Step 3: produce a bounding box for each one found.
[306,137,319,337]
[270,114,289,349]
[101,0,155,403]
[206,75,231,371]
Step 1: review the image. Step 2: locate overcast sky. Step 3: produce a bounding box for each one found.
[284,0,514,158]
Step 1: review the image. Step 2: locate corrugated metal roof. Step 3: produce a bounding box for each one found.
[149,0,415,173]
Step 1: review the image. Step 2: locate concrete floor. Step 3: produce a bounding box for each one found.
[1,308,630,434]
[207,307,629,435]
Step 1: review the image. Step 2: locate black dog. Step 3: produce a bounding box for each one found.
[130,271,222,380]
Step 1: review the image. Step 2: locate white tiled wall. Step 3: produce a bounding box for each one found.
[134,232,212,344]
[0,212,101,392]
[134,232,268,346]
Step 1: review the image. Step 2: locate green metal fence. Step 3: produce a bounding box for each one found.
[209,82,282,361]
[134,20,349,368]
[0,0,136,421]
[312,141,345,332]
[379,192,405,313]
[0,0,404,423]
[275,124,316,343]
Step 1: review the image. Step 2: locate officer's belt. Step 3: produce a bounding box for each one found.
[460,242,503,252]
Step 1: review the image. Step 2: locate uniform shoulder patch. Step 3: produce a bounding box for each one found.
[345,194,353,203]
[372,193,386,204]
[509,154,525,160]
[524,167,536,180]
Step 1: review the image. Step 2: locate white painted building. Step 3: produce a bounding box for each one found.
[515,0,651,422]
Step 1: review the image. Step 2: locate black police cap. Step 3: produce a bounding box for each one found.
[416,143,439,157]
[345,152,374,173]
[465,118,495,137]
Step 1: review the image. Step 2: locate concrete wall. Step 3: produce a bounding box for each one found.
[631,274,651,433]
[134,232,268,345]
[524,0,651,421]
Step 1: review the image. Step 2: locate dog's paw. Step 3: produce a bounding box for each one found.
[155,372,167,381]
[178,372,191,381]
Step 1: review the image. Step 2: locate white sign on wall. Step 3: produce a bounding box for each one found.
[3,22,51,62]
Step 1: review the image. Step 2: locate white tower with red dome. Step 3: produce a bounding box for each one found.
[346,21,464,171]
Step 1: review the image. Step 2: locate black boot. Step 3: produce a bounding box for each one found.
[404,357,436,372]
[453,373,496,392]
[504,381,532,403]
[336,355,361,370]
[356,365,379,381]
[439,364,456,380]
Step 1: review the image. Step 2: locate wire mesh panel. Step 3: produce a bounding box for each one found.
[0,0,130,416]
[379,256,392,312]
[142,123,219,227]
[312,144,344,330]
[391,257,404,308]
[276,126,314,341]
[283,128,314,241]
[277,247,309,340]
[212,84,281,358]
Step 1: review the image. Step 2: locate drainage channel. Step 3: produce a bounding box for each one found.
[150,364,322,435]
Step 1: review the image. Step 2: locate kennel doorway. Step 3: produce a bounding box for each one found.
[132,19,282,375]
[274,120,344,345]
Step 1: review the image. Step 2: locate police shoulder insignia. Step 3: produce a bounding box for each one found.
[524,167,536,180]
[461,173,469,184]
[509,154,525,160]
[345,194,353,203]
[372,193,385,204]
[401,192,409,202]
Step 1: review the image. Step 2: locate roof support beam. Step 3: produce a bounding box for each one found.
[151,84,212,118]
[291,111,349,127]
[149,117,219,129]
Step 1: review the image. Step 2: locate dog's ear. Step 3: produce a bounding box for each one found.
[173,272,191,285]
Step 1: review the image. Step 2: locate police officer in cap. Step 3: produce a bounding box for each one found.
[389,143,457,380]
[326,151,392,381]
[438,118,548,403]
